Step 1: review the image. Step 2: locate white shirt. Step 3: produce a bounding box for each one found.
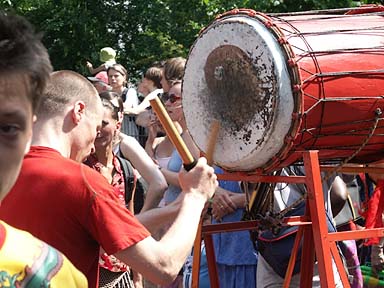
[124,87,139,109]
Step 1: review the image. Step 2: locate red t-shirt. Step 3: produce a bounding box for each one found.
[0,146,150,288]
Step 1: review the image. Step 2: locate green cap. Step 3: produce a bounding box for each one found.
[99,47,116,62]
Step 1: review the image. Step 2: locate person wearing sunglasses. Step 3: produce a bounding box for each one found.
[166,93,182,104]
[149,80,199,287]
[139,58,187,210]
[159,81,199,206]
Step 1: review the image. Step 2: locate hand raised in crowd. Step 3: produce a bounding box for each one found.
[86,61,93,69]
[178,157,217,201]
[147,117,160,138]
[211,186,237,221]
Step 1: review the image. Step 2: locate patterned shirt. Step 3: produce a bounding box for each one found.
[86,154,130,272]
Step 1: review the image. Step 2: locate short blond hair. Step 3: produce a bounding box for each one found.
[39,70,100,118]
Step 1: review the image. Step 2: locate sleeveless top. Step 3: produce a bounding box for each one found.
[162,149,183,205]
[153,144,172,169]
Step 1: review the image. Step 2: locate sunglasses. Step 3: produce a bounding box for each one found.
[167,93,182,103]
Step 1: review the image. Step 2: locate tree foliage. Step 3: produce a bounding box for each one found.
[0,0,379,80]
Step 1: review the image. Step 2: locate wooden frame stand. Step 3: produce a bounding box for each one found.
[191,150,384,288]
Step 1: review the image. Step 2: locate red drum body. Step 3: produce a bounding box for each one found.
[182,7,384,172]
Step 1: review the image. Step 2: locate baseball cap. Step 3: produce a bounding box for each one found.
[99,47,116,62]
[87,71,108,84]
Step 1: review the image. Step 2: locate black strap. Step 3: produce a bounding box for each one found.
[121,87,128,102]
[116,155,135,206]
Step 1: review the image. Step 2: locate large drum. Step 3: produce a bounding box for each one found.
[182,6,384,172]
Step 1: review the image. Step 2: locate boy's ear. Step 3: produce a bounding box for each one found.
[116,121,121,131]
[71,101,86,124]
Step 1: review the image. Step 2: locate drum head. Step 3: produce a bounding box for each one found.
[183,15,294,171]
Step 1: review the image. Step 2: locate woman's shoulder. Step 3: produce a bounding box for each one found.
[119,133,148,159]
[153,136,166,149]
[120,133,139,145]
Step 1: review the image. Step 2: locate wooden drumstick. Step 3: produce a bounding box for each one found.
[205,120,220,166]
[191,120,220,288]
[149,96,196,170]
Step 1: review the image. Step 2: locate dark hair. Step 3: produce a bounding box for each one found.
[151,60,166,68]
[163,57,185,83]
[99,91,123,113]
[0,12,52,112]
[145,66,162,89]
[100,98,120,121]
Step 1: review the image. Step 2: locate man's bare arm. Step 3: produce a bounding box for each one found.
[115,157,217,285]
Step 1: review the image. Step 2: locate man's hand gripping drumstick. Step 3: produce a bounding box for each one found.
[149,95,218,199]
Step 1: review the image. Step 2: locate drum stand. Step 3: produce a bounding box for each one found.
[191,150,384,288]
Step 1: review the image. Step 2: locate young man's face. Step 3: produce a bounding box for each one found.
[0,74,34,200]
[137,79,150,96]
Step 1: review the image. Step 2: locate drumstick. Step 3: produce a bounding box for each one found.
[205,120,220,166]
[149,96,196,170]
[191,120,220,288]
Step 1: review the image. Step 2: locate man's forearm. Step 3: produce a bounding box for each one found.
[140,186,165,212]
[136,198,180,233]
[158,192,206,273]
[116,193,204,285]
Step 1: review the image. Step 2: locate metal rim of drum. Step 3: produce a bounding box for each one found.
[183,15,294,171]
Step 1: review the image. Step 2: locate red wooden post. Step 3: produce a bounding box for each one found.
[303,151,337,287]
[191,218,203,288]
[283,226,304,288]
[204,234,220,287]
[299,207,316,287]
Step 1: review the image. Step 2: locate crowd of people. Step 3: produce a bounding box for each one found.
[1,11,384,288]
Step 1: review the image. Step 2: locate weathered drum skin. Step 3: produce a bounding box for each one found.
[182,7,384,172]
